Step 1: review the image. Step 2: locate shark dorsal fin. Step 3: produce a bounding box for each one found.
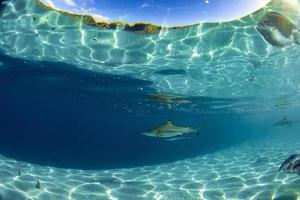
[167,118,173,125]
[283,115,288,121]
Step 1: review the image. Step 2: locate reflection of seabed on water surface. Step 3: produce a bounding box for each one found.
[0,135,300,200]
[0,0,300,101]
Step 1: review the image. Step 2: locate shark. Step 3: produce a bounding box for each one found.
[257,12,300,47]
[279,154,300,175]
[142,119,200,139]
[273,115,294,127]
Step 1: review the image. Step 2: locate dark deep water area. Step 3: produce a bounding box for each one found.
[0,52,267,170]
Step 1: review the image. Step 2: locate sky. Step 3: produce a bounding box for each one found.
[40,0,272,26]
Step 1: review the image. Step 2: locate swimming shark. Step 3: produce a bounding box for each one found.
[257,12,300,47]
[279,154,300,175]
[142,119,200,139]
[273,115,294,127]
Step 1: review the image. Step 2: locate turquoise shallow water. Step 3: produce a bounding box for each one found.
[1,0,300,199]
[0,0,300,101]
[1,133,300,200]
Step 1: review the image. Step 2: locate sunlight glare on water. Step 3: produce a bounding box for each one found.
[0,0,300,199]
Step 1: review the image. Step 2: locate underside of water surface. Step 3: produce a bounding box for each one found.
[1,0,300,199]
[0,0,300,100]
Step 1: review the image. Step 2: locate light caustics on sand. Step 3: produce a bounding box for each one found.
[0,135,300,199]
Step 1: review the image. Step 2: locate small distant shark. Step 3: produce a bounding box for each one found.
[273,115,294,127]
[279,154,300,175]
[142,119,201,139]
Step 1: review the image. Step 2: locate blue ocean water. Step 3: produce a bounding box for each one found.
[1,0,300,199]
[0,51,263,170]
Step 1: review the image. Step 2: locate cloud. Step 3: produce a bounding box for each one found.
[72,7,109,21]
[43,0,55,8]
[78,0,95,6]
[91,14,109,22]
[119,15,129,21]
[63,0,77,6]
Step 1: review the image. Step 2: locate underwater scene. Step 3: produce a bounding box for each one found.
[1,0,300,199]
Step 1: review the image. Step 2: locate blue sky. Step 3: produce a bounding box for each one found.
[40,0,271,26]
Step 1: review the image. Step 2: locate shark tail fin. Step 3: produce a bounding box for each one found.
[196,124,204,136]
[293,30,300,45]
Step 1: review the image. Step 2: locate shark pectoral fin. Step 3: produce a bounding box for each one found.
[164,137,192,141]
[156,132,164,138]
[142,132,155,137]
